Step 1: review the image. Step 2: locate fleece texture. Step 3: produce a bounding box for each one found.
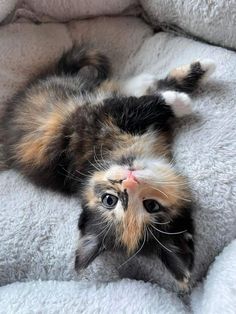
[1,1,236,50]
[0,279,189,314]
[1,240,235,313]
[0,1,235,314]
[141,0,236,50]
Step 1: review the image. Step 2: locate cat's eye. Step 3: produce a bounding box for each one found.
[101,194,118,209]
[143,199,160,213]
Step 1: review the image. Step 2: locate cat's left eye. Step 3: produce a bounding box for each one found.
[143,199,160,213]
[101,194,118,209]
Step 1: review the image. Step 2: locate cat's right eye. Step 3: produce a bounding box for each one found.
[101,194,118,209]
[143,199,160,213]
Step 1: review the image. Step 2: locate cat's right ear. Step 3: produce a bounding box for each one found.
[75,233,102,270]
[75,208,104,270]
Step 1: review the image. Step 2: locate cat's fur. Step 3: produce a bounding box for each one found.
[0,45,215,288]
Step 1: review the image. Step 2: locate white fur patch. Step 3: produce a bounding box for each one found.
[161,91,192,117]
[197,59,216,82]
[121,73,157,97]
[114,201,125,221]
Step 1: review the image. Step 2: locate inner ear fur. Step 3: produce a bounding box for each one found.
[75,233,103,270]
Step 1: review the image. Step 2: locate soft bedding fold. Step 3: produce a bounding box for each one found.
[0,2,235,313]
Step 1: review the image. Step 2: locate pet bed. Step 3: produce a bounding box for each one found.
[0,1,235,313]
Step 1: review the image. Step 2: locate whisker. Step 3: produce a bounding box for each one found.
[118,228,147,269]
[95,223,111,238]
[100,144,107,166]
[58,166,82,184]
[150,224,187,235]
[92,155,109,172]
[75,169,91,178]
[93,146,109,172]
[151,219,171,225]
[137,175,189,187]
[150,186,169,199]
[101,222,113,249]
[148,227,173,253]
[148,184,191,203]
[88,160,102,172]
[90,220,108,227]
[93,147,103,168]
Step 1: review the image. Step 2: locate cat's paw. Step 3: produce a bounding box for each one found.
[195,59,216,82]
[162,91,192,117]
[123,73,157,97]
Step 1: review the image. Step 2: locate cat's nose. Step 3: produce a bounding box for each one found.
[122,171,138,189]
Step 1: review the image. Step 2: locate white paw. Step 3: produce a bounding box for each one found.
[122,73,157,97]
[162,91,192,117]
[197,59,216,82]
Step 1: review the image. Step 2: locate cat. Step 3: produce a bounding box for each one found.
[0,45,215,288]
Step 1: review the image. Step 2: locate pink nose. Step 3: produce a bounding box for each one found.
[122,171,138,189]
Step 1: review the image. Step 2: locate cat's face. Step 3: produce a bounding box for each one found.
[76,154,194,279]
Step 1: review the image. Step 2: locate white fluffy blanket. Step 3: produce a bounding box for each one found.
[1,240,235,314]
[0,1,235,313]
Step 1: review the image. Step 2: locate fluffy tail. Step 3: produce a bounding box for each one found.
[56,45,111,82]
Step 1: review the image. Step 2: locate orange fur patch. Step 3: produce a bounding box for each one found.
[121,204,146,254]
[99,80,119,95]
[15,96,79,166]
[169,64,191,82]
[16,112,64,165]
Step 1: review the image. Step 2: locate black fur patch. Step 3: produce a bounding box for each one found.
[103,95,174,135]
[56,45,110,82]
[158,61,205,93]
[118,189,129,211]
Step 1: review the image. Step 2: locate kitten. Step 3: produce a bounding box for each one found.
[1,45,215,287]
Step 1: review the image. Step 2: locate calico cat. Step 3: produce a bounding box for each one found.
[1,45,215,288]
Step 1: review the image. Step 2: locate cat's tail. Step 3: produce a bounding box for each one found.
[56,45,111,82]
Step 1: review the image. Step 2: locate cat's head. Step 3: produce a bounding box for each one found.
[75,142,194,283]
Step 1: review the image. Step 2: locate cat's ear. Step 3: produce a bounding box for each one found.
[159,232,194,289]
[75,233,102,270]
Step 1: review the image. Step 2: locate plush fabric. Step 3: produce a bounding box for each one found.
[0,1,235,313]
[141,0,236,50]
[1,240,235,314]
[191,239,236,314]
[0,279,188,314]
[1,1,235,49]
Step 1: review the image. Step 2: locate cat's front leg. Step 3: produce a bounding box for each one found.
[97,75,157,98]
[117,58,216,97]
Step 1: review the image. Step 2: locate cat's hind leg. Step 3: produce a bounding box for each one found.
[161,91,192,117]
[158,59,216,93]
[106,59,215,98]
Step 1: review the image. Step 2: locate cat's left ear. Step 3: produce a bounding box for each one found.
[75,233,103,270]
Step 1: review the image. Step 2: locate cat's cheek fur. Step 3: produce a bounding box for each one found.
[113,202,125,221]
